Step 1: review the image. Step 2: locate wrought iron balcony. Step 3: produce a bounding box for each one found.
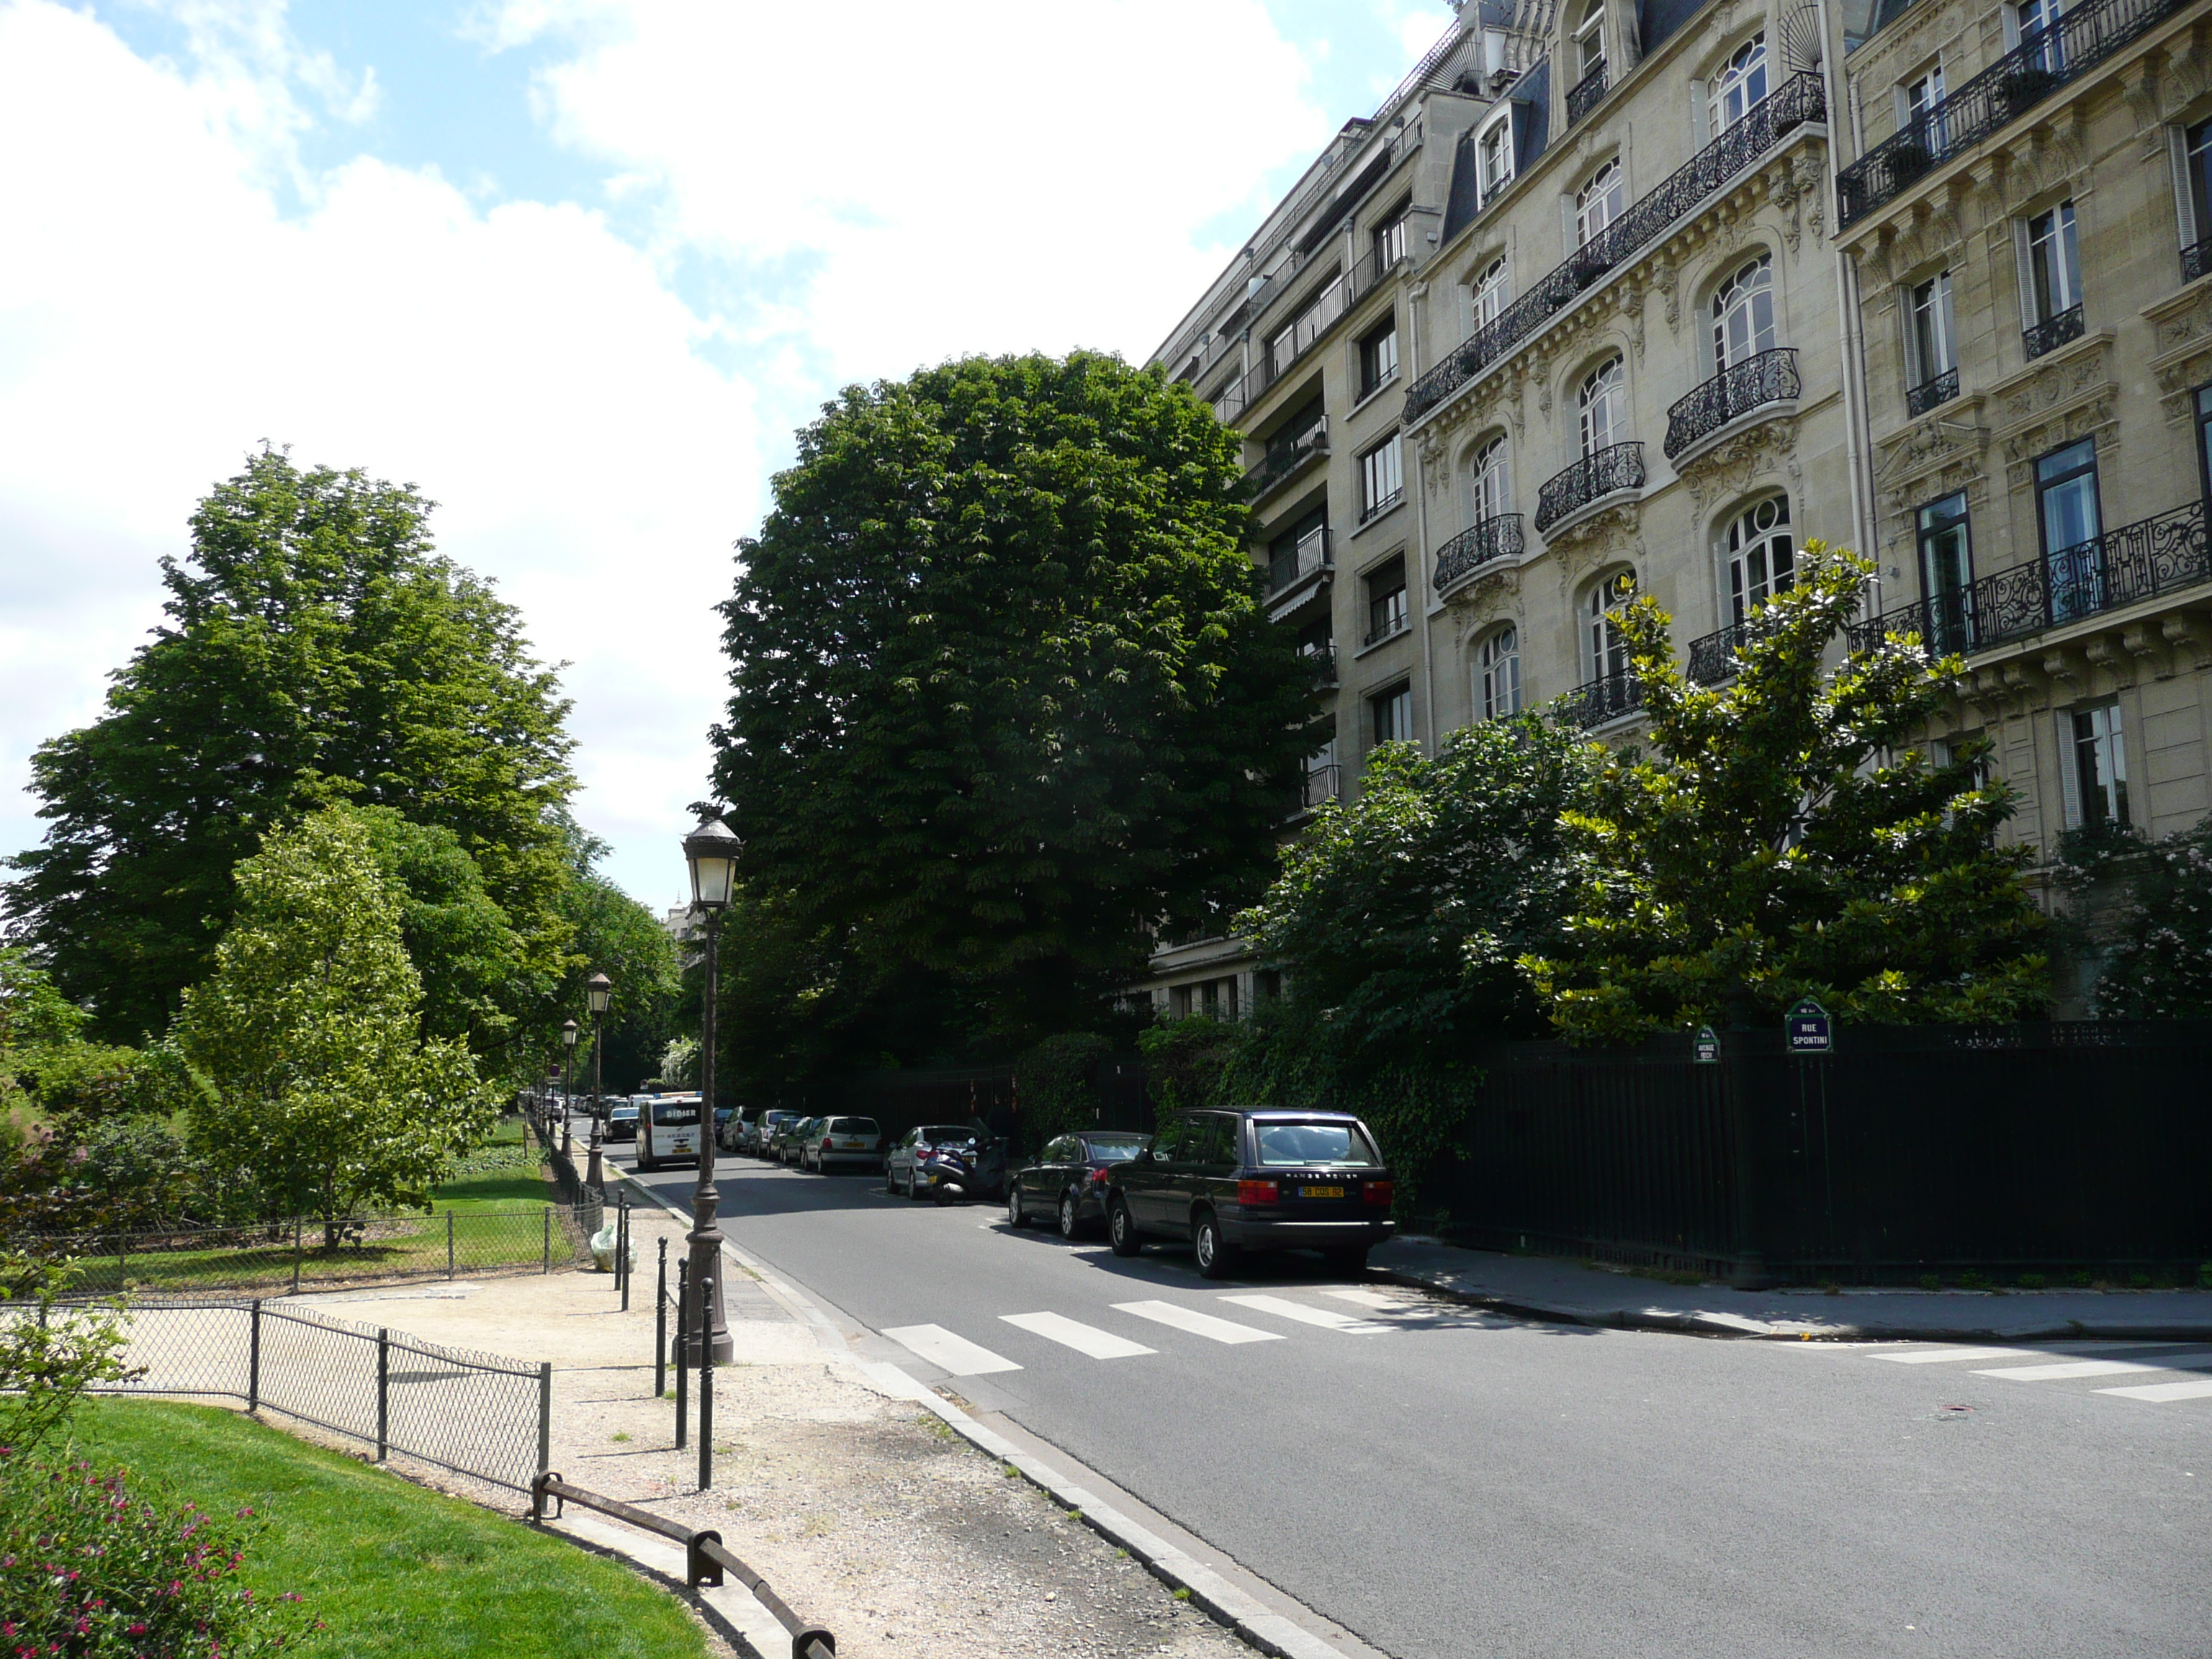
[1835,0,2193,228]
[2185,235,2212,284]
[1302,764,1342,810]
[1536,442,1644,533]
[1906,367,1959,418]
[2023,303,2085,361]
[1845,500,2210,658]
[1560,673,1644,729]
[1251,418,1328,498]
[1567,64,1608,125]
[1433,513,1526,592]
[1663,348,1799,460]
[1403,73,1824,425]
[1266,523,1333,598]
[1686,608,1791,685]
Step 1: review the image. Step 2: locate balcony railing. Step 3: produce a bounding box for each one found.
[1560,673,1645,729]
[1217,239,1410,424]
[2023,303,2085,361]
[1302,765,1342,810]
[1835,0,2193,228]
[1404,73,1824,425]
[1364,609,1410,649]
[1433,513,1527,591]
[1663,348,1800,459]
[1845,500,2210,657]
[1536,442,1645,532]
[1906,367,1960,418]
[1300,644,1338,688]
[1251,418,1328,498]
[2185,235,2212,284]
[1360,485,1406,524]
[1567,65,1609,125]
[1267,523,1333,598]
[1685,607,1791,685]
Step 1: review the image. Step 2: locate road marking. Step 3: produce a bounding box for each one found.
[2098,1379,2212,1402]
[1321,1288,1404,1310]
[881,1323,1023,1375]
[1878,1346,2054,1364]
[999,1312,1156,1360]
[1218,1294,1391,1335]
[1972,1350,2212,1382]
[1112,1300,1285,1345]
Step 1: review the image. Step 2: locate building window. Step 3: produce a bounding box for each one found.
[1916,491,1974,652]
[2023,200,2083,354]
[2014,0,2065,73]
[1574,0,1606,85]
[1709,35,1769,134]
[1480,627,1522,720]
[1359,433,1404,521]
[1469,433,1509,522]
[2064,701,2128,830]
[1473,256,1509,329]
[1724,496,1794,626]
[1586,570,1635,680]
[2197,385,2212,502]
[1579,356,1625,455]
[1358,319,1399,397]
[2185,120,2212,275]
[1576,158,1624,245]
[1370,682,1413,745]
[1373,212,1408,273]
[2037,438,2103,622]
[1479,117,1515,206]
[1712,253,1776,370]
[1365,558,1409,646]
[1903,62,1948,150]
[1907,270,1957,393]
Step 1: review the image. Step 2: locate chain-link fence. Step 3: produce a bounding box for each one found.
[5,1298,550,1493]
[30,1207,599,1300]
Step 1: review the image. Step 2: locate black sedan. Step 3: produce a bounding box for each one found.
[1007,1132,1151,1238]
[604,1102,640,1143]
[1101,1109,1395,1278]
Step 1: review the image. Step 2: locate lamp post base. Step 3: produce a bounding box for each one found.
[586,1145,604,1194]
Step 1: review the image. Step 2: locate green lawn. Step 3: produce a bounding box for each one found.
[66,1398,710,1659]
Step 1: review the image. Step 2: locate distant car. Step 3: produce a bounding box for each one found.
[801,1115,882,1172]
[885,1123,994,1200]
[1101,1110,1395,1279]
[750,1110,799,1158]
[1007,1132,1152,1239]
[714,1105,737,1148]
[605,1102,640,1143]
[774,1116,820,1165]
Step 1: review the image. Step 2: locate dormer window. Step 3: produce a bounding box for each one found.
[1478,112,1515,207]
[1574,0,1606,85]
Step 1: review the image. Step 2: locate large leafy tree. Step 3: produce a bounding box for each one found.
[1520,544,2048,1043]
[712,351,1315,1058]
[176,806,495,1224]
[554,830,681,1094]
[5,449,576,1043]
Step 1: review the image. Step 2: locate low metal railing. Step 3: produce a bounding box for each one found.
[1685,606,1794,685]
[1567,64,1609,124]
[1835,0,2195,228]
[1906,367,1959,418]
[2185,235,2212,285]
[1434,513,1526,591]
[1266,523,1332,597]
[1845,500,2210,657]
[1536,442,1644,531]
[1663,348,1799,459]
[1251,420,1327,498]
[1302,765,1341,810]
[2023,303,2085,360]
[1560,672,1645,728]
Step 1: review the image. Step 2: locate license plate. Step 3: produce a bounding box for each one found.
[1301,1184,1346,1200]
[842,1141,864,1148]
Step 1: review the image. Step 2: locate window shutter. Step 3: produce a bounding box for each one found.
[2055,710,2082,830]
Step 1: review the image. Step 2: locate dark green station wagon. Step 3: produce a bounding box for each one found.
[1102,1108,1395,1278]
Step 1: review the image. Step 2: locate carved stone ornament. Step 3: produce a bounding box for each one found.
[1545,502,1642,566]
[1447,563,1524,631]
[1990,333,2117,484]
[1653,255,1681,334]
[1678,415,1799,513]
[1873,398,1990,522]
[2147,284,2212,423]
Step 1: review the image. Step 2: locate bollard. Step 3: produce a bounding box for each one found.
[697,1272,714,1491]
[655,1238,667,1398]
[618,1196,631,1310]
[674,1259,689,1449]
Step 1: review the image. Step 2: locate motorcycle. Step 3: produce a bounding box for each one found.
[918,1144,980,1205]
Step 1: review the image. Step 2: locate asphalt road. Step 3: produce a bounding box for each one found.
[599,1126,2211,1659]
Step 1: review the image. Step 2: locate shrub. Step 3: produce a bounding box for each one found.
[0,1254,137,1457]
[0,1451,313,1658]
[1011,1033,1112,1151]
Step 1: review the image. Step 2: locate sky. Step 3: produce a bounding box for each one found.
[0,0,1456,913]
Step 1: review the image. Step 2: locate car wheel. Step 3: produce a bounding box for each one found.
[1323,1245,1370,1277]
[885,1164,899,1195]
[1107,1198,1142,1258]
[905,1169,923,1201]
[1058,1191,1082,1241]
[1194,1212,1239,1280]
[1007,1187,1026,1228]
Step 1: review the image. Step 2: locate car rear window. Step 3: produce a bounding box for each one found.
[828,1118,878,1136]
[1253,1122,1380,1167]
[918,1124,973,1143]
[1086,1138,1146,1163]
[652,1102,701,1125]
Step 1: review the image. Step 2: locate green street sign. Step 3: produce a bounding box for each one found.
[1693,1025,1720,1064]
[1786,997,1833,1054]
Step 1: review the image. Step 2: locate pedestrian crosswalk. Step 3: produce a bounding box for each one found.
[1871,1339,2212,1406]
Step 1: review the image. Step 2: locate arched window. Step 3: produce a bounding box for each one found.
[1579,356,1625,456]
[1711,253,1776,370]
[1724,495,1795,626]
[1587,570,1635,680]
[1575,0,1606,84]
[1708,35,1768,133]
[1576,158,1624,246]
[1469,434,1510,523]
[1473,257,1509,329]
[1480,627,1522,721]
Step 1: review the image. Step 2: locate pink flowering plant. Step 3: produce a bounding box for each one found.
[0,1449,313,1658]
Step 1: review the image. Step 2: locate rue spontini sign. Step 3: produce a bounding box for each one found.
[1785,997,1833,1054]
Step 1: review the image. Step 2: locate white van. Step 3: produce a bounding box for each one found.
[639,1094,704,1171]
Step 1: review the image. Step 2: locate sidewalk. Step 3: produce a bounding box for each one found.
[1374,1238,2212,1341]
[287,1199,1249,1659]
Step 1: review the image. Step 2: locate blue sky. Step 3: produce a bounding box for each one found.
[0,0,1453,909]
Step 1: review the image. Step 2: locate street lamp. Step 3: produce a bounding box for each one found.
[585,971,612,1194]
[679,814,739,1364]
[560,1018,579,1156]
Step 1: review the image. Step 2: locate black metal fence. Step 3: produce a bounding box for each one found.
[1421,1021,2212,1282]
[9,1297,550,1492]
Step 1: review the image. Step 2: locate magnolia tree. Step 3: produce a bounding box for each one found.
[179,807,495,1228]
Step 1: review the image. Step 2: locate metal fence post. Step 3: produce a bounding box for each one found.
[698,1272,714,1491]
[674,1257,688,1449]
[655,1238,667,1398]
[538,1362,553,1479]
[248,1300,263,1413]
[447,1211,456,1280]
[291,1216,302,1295]
[376,1327,390,1462]
[542,1206,552,1273]
[117,1233,126,1290]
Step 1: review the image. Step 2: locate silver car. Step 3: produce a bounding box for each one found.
[801,1115,883,1172]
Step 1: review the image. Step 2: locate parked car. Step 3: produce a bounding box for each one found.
[1007,1131,1152,1238]
[605,1102,640,1143]
[714,1105,737,1148]
[777,1116,822,1165]
[886,1123,1004,1201]
[801,1115,882,1172]
[1101,1110,1395,1278]
[749,1110,799,1158]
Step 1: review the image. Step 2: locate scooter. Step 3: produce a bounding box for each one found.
[918,1145,979,1205]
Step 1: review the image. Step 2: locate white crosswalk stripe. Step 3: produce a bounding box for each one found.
[1866,1340,2212,1403]
[1112,1300,1283,1344]
[999,1312,1156,1359]
[883,1323,1022,1375]
[2100,1379,2212,1402]
[1322,1288,1405,1310]
[1218,1293,1392,1334]
[1974,1349,2212,1382]
[1878,1346,2049,1364]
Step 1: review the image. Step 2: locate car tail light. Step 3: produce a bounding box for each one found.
[1237,1179,1279,1205]
[821,1137,833,1149]
[1088,1167,1112,1186]
[1364,1180,1395,1206]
